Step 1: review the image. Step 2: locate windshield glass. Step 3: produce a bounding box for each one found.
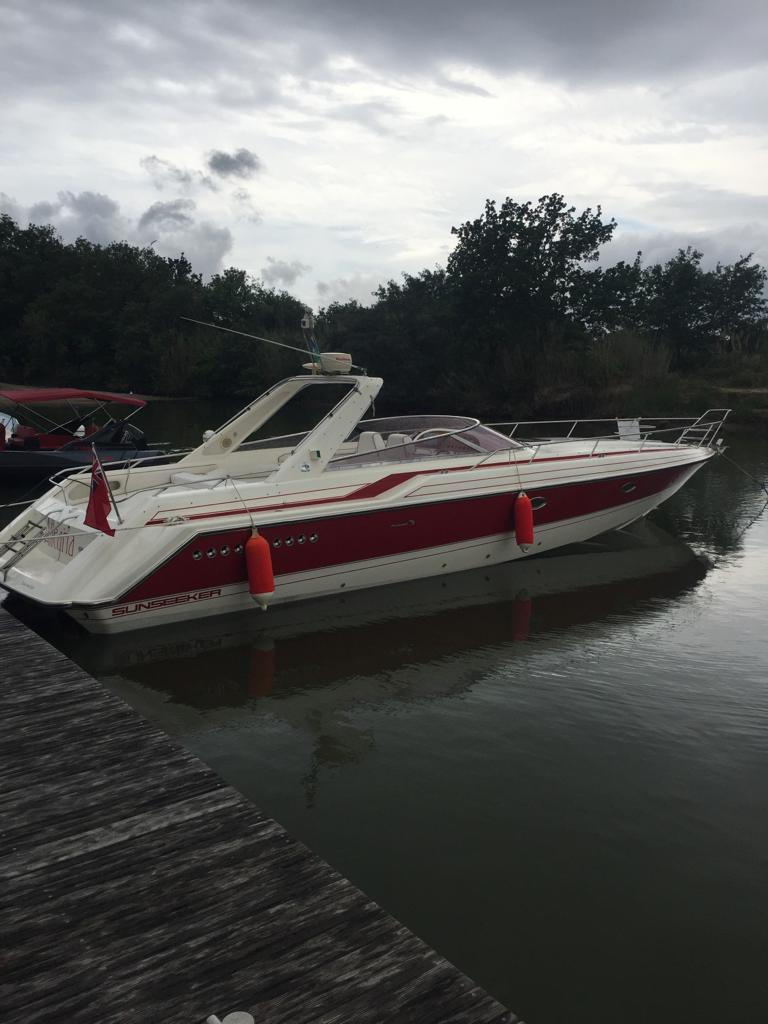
[236,381,356,451]
[330,417,521,468]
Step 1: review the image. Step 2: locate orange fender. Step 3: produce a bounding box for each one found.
[245,531,275,608]
[514,492,534,548]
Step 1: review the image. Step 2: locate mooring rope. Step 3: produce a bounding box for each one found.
[718,449,768,498]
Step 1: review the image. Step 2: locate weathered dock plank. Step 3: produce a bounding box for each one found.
[0,603,520,1024]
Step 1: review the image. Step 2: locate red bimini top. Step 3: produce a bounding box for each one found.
[0,388,146,410]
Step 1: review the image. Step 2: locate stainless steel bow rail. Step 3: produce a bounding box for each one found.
[489,409,731,449]
[0,603,522,1024]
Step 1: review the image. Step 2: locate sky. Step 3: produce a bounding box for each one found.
[1,0,767,309]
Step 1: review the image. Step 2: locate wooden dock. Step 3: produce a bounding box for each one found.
[0,603,520,1024]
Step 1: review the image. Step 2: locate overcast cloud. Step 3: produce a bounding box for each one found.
[1,189,233,278]
[1,0,766,304]
[261,257,312,287]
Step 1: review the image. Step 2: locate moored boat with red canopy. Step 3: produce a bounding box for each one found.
[0,344,729,634]
[0,387,162,480]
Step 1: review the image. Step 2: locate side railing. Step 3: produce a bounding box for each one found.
[487,410,731,453]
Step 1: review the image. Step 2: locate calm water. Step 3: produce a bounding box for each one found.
[2,403,768,1024]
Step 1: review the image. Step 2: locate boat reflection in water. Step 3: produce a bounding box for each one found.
[11,520,705,798]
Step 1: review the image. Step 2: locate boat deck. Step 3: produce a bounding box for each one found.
[0,601,520,1023]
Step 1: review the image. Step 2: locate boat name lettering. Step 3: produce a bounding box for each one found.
[111,588,223,617]
[42,521,77,560]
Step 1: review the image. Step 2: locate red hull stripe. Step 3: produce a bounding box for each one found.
[147,448,674,524]
[121,463,688,602]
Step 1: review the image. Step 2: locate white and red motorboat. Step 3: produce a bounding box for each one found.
[0,350,728,634]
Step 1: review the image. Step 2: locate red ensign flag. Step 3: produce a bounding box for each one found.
[84,449,115,537]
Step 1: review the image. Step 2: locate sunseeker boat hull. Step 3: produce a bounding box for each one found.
[0,369,727,634]
[7,454,706,634]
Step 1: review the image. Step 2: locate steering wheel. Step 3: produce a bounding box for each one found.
[412,428,452,442]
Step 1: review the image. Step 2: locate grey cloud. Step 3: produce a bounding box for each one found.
[232,188,261,224]
[24,190,129,246]
[140,155,217,191]
[133,195,233,277]
[436,74,494,98]
[0,193,23,221]
[635,184,768,224]
[607,223,768,272]
[5,189,232,278]
[234,0,768,84]
[261,257,311,287]
[145,222,233,278]
[316,273,384,306]
[3,0,765,120]
[207,148,262,179]
[28,200,60,221]
[137,198,196,231]
[326,99,401,134]
[672,65,768,128]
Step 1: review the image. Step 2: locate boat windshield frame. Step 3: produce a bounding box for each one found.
[328,415,524,468]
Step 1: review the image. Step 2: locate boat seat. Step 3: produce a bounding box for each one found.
[386,432,412,447]
[356,431,386,455]
[616,418,642,440]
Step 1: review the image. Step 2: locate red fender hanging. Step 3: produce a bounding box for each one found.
[514,491,534,549]
[245,530,275,609]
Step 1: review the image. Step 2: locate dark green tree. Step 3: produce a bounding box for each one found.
[447,193,616,340]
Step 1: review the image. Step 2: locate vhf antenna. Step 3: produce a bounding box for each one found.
[301,312,321,363]
[180,314,361,375]
[179,316,318,361]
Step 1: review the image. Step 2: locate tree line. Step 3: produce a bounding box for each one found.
[1,196,766,417]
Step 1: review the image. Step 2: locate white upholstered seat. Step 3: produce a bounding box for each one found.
[386,432,412,447]
[356,431,386,455]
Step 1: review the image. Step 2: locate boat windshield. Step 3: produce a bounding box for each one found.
[329,416,522,468]
[236,381,356,452]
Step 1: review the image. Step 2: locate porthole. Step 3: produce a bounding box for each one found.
[206,548,216,558]
[272,538,282,549]
[309,533,319,543]
[192,550,202,560]
[297,534,306,544]
[220,545,230,556]
[234,543,244,554]
[531,496,547,510]
[621,481,637,494]
[285,537,294,547]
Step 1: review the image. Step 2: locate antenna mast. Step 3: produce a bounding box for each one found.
[180,314,357,376]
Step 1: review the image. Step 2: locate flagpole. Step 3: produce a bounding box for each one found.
[92,444,123,525]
